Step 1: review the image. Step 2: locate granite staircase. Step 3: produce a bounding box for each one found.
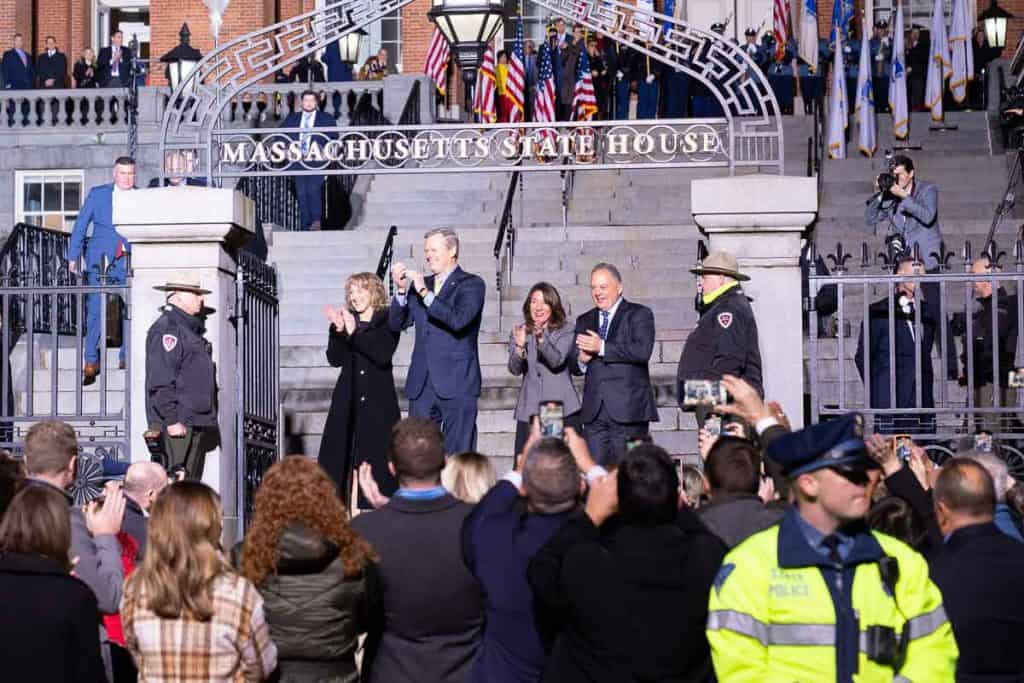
[273,117,815,474]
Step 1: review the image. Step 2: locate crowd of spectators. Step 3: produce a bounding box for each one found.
[2,371,1024,681]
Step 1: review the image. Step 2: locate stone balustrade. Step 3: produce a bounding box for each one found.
[0,77,431,135]
[0,88,131,130]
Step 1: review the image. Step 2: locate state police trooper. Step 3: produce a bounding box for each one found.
[707,414,959,680]
[676,251,764,425]
[145,274,217,480]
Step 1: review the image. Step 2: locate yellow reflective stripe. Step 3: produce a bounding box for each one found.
[906,605,949,640]
[707,610,835,646]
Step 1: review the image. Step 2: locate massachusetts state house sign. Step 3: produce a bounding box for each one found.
[214,119,739,177]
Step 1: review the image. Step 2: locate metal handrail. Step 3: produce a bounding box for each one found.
[377,225,398,297]
[560,156,575,228]
[494,169,522,331]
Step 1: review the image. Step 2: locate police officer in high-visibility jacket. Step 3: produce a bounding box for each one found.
[707,414,958,682]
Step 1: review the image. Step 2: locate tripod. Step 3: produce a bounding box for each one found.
[983,144,1024,257]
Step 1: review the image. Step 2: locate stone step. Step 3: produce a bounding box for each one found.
[280,336,688,370]
[280,360,681,390]
[28,369,127,391]
[21,391,125,414]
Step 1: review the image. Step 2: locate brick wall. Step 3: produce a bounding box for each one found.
[149,0,275,86]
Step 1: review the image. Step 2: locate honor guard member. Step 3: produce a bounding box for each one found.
[707,415,958,682]
[145,275,217,481]
[677,251,763,426]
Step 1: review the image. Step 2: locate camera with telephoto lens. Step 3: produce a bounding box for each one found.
[1000,86,1024,148]
[877,149,897,194]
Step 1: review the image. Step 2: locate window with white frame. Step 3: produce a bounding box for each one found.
[367,10,403,72]
[16,170,84,232]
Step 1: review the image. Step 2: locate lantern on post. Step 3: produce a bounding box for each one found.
[428,0,506,111]
[980,0,1014,50]
[160,23,203,90]
[338,26,367,64]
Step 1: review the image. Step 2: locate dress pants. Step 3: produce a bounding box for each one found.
[160,424,214,481]
[584,402,649,467]
[84,257,128,364]
[294,174,324,229]
[408,375,478,454]
[615,79,630,120]
[637,81,659,119]
[975,384,1015,435]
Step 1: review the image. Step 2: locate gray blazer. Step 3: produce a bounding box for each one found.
[508,324,581,422]
[865,179,943,270]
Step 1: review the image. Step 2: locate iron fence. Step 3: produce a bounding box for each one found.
[808,239,1024,476]
[0,223,130,462]
[235,250,280,531]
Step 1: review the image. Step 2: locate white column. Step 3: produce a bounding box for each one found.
[691,174,818,428]
[115,187,255,541]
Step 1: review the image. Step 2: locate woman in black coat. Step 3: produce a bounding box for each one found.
[72,47,98,88]
[0,484,105,682]
[318,272,400,509]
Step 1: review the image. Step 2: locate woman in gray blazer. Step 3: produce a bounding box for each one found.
[508,283,582,454]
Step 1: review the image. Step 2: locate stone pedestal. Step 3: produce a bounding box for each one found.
[115,187,254,541]
[691,174,818,428]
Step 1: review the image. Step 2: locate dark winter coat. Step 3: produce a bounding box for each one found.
[0,551,105,682]
[236,522,377,682]
[317,309,400,505]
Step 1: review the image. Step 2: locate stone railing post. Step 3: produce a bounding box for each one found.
[691,175,818,428]
[115,187,254,541]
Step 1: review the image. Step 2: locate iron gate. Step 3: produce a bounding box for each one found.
[0,223,130,465]
[235,250,280,529]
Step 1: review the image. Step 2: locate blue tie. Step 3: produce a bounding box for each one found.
[598,310,610,340]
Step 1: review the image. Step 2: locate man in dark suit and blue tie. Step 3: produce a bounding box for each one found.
[282,90,335,230]
[570,263,659,466]
[389,228,486,454]
[1,33,33,89]
[68,156,135,385]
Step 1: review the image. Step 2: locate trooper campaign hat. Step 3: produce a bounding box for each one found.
[689,251,751,281]
[153,274,211,295]
[766,413,880,477]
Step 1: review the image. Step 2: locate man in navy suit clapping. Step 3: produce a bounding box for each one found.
[570,263,659,466]
[68,156,135,385]
[282,89,335,230]
[389,228,486,454]
[1,33,33,89]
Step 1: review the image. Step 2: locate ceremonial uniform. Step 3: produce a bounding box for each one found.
[145,280,217,480]
[707,416,959,682]
[677,252,764,406]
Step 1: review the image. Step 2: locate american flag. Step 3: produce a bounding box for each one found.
[573,49,598,121]
[424,27,450,96]
[773,0,789,61]
[534,43,557,131]
[507,16,527,123]
[473,44,497,123]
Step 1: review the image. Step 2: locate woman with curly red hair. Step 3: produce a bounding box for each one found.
[237,455,378,682]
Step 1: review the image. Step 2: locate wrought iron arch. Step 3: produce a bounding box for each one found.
[531,0,783,168]
[159,0,784,179]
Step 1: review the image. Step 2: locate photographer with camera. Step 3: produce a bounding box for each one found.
[865,154,943,272]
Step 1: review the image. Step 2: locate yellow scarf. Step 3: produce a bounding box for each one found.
[701,280,739,306]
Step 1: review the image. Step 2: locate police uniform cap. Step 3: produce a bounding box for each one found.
[874,19,888,28]
[745,28,757,37]
[766,413,880,477]
[711,22,726,34]
[690,251,750,281]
